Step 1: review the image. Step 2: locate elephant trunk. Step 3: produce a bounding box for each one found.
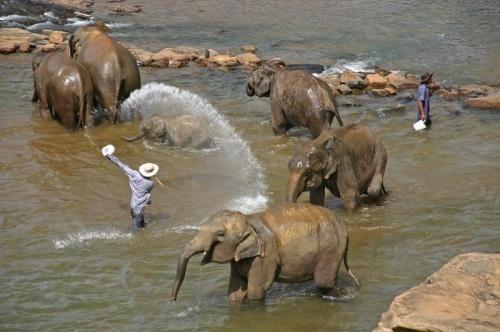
[121,133,146,142]
[170,235,213,301]
[246,81,255,97]
[286,171,305,202]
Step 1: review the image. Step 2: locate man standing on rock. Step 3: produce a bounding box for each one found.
[101,144,159,229]
[416,72,439,127]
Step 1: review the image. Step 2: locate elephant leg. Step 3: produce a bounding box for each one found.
[271,106,289,136]
[246,258,275,301]
[310,185,326,206]
[309,111,331,138]
[228,262,247,302]
[314,248,343,293]
[85,97,94,128]
[341,192,359,211]
[367,173,383,197]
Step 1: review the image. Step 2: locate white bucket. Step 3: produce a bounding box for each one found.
[101,144,115,156]
[413,120,426,131]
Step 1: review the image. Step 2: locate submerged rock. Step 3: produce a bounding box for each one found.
[373,253,500,332]
[465,92,500,110]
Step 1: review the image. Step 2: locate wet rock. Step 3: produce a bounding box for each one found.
[365,74,387,88]
[110,4,142,15]
[458,84,497,97]
[0,28,49,44]
[437,88,460,101]
[152,48,194,62]
[210,54,238,67]
[40,0,94,14]
[318,74,341,88]
[48,31,68,44]
[340,69,360,84]
[465,92,500,110]
[205,48,219,58]
[18,42,35,53]
[374,253,500,332]
[194,57,208,67]
[370,86,397,97]
[240,45,257,54]
[168,60,188,68]
[347,78,367,89]
[338,84,352,95]
[173,46,200,56]
[39,43,58,52]
[374,66,391,76]
[235,52,261,66]
[128,47,154,66]
[0,42,19,54]
[387,71,419,90]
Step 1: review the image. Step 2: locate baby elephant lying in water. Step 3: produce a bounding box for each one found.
[122,113,214,149]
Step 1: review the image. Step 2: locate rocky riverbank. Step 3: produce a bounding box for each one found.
[373,253,500,332]
[1,23,499,110]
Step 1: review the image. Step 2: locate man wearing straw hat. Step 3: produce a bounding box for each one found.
[101,144,159,229]
[416,72,440,128]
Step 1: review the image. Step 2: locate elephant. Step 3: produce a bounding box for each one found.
[121,113,214,149]
[69,23,141,124]
[171,203,360,302]
[245,59,343,138]
[31,51,94,129]
[287,124,388,211]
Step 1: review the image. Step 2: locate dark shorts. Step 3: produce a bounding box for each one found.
[131,208,145,228]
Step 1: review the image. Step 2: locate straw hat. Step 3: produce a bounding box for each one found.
[420,72,433,84]
[139,163,159,178]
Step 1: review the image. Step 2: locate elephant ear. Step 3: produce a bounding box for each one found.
[323,148,337,180]
[234,216,271,262]
[266,58,286,71]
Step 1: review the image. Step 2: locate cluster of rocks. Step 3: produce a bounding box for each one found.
[317,68,500,110]
[374,253,500,332]
[0,28,69,54]
[127,44,261,70]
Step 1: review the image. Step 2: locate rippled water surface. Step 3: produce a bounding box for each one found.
[1,1,499,331]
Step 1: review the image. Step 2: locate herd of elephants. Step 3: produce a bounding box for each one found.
[31,23,390,302]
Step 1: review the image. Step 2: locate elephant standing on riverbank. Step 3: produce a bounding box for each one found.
[122,113,214,149]
[246,59,343,138]
[171,203,360,302]
[31,51,94,129]
[287,124,388,210]
[69,24,140,124]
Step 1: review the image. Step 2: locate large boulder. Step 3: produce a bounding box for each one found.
[465,92,500,110]
[387,71,419,90]
[0,42,19,54]
[152,48,194,62]
[340,69,360,84]
[0,28,49,45]
[374,253,500,332]
[235,52,261,66]
[128,47,154,66]
[48,31,68,44]
[458,84,497,98]
[209,54,238,67]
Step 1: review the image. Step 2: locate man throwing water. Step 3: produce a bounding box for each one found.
[101,144,159,228]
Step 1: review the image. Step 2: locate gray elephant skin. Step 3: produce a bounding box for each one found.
[246,59,343,138]
[31,51,94,129]
[122,113,214,149]
[171,203,360,302]
[287,124,388,210]
[69,24,141,124]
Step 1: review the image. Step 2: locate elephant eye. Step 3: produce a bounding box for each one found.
[216,230,225,237]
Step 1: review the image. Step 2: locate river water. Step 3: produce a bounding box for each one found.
[1,1,499,331]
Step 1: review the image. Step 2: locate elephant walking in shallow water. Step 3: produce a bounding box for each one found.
[31,51,94,129]
[122,113,214,149]
[246,59,343,138]
[69,24,140,124]
[287,124,388,210]
[170,203,360,302]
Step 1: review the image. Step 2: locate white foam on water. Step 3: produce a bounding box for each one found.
[167,225,201,233]
[53,229,132,249]
[106,23,132,28]
[65,17,95,27]
[27,21,56,31]
[0,14,34,21]
[121,82,269,214]
[315,59,378,76]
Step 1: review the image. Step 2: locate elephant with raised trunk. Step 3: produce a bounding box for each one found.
[287,124,388,211]
[246,59,343,138]
[31,51,94,129]
[122,113,214,149]
[171,203,360,302]
[69,23,140,124]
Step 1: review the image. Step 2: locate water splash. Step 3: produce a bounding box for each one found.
[120,82,269,215]
[53,229,132,249]
[314,58,379,76]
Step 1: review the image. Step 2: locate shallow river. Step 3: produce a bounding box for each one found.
[1,1,499,331]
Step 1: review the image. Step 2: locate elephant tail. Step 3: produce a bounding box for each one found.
[76,80,85,129]
[343,237,361,287]
[381,182,389,195]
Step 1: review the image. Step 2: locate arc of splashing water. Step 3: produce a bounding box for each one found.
[121,82,269,215]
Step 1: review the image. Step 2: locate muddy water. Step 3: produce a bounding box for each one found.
[1,1,500,331]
